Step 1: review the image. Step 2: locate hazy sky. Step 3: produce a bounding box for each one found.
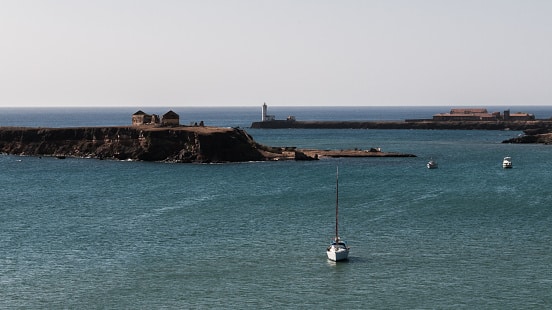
[1,0,551,107]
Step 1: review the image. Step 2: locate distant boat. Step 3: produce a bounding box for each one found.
[427,160,438,169]
[503,156,512,169]
[326,167,350,262]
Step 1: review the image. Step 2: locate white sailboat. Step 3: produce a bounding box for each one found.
[326,167,350,262]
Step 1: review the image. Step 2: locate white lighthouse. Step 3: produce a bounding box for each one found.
[262,102,275,122]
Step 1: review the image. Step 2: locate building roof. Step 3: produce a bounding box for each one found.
[450,108,488,114]
[163,110,179,119]
[133,110,148,115]
[434,113,494,118]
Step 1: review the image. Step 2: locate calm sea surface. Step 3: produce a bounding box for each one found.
[1,106,552,308]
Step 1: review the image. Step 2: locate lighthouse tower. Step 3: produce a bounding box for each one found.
[262,102,267,121]
[262,102,275,122]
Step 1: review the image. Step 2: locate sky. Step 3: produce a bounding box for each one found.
[1,0,551,107]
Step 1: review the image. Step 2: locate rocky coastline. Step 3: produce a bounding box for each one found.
[0,126,416,163]
[502,128,552,144]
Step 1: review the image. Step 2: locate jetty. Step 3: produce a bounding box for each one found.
[251,119,552,131]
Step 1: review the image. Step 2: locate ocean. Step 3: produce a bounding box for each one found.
[1,106,552,308]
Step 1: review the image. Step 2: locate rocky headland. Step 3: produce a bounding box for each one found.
[502,128,552,144]
[0,126,416,163]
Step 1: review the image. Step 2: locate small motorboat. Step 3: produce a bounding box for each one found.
[427,160,438,169]
[502,156,512,169]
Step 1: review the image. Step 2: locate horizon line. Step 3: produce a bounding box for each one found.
[0,104,550,108]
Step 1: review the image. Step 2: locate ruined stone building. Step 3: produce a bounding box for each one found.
[132,110,178,126]
[161,110,180,126]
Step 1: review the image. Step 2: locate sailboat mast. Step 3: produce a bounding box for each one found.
[335,167,339,241]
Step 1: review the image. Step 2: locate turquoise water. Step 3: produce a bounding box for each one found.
[1,108,552,308]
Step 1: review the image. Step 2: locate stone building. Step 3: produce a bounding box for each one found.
[162,110,180,126]
[132,110,153,125]
[432,108,535,121]
[502,110,535,121]
[432,108,495,121]
[132,110,166,126]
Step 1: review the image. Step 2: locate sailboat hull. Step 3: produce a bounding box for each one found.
[326,244,349,261]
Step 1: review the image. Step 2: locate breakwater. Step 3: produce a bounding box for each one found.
[251,120,552,131]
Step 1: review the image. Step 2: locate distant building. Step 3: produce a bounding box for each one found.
[132,110,177,126]
[132,110,159,125]
[432,108,535,121]
[433,108,495,121]
[162,110,180,126]
[450,108,488,114]
[502,109,535,121]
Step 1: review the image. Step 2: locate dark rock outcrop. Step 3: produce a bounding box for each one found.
[0,126,269,163]
[503,133,552,144]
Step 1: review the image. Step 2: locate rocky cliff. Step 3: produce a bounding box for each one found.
[500,125,552,144]
[0,126,417,162]
[0,126,269,163]
[502,132,552,144]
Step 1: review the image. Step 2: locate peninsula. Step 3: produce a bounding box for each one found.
[0,126,416,163]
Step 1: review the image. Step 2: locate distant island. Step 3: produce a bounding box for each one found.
[0,109,416,163]
[251,104,552,131]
